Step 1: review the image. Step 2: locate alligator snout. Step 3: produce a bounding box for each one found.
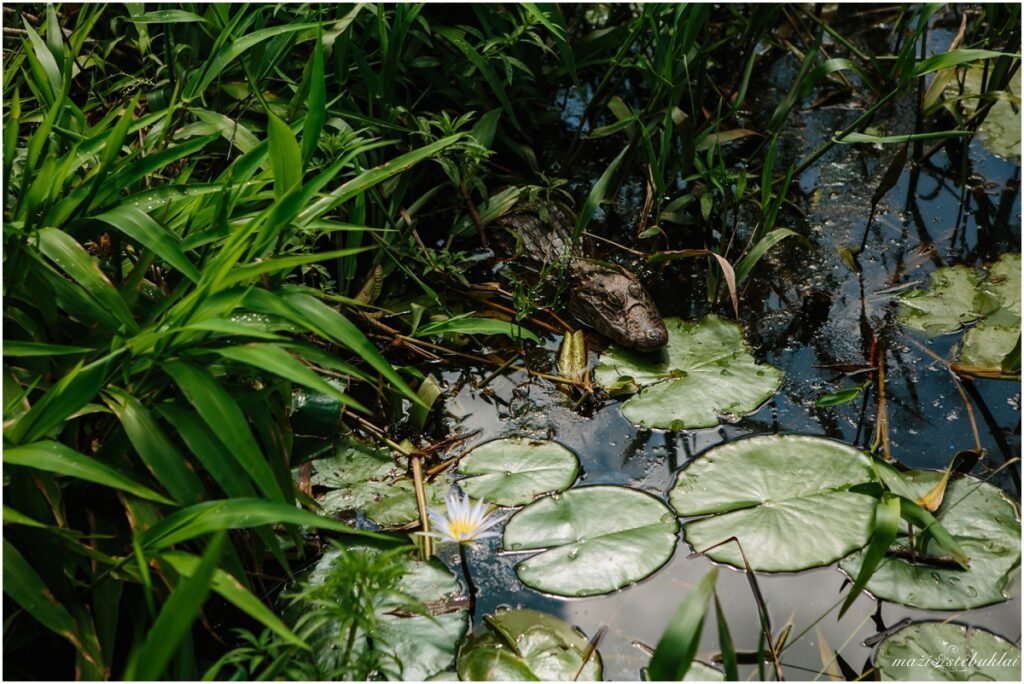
[568,264,668,352]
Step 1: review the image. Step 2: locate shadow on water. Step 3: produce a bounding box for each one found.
[432,21,1021,680]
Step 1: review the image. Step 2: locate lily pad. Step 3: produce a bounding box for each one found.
[311,439,444,528]
[456,608,602,681]
[670,435,877,572]
[896,266,982,335]
[503,486,679,597]
[457,438,580,506]
[840,473,1020,610]
[304,545,469,681]
[594,315,784,430]
[874,621,1021,681]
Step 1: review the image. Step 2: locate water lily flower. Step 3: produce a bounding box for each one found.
[426,492,503,545]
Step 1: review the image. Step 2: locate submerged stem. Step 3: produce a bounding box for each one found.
[459,544,477,622]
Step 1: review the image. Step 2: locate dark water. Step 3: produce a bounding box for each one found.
[430,30,1022,681]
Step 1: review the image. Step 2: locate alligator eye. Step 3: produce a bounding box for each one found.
[608,291,625,308]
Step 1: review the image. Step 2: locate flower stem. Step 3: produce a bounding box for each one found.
[459,544,477,621]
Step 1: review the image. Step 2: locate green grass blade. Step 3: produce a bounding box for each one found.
[6,353,117,445]
[300,29,326,169]
[3,540,86,652]
[913,49,1016,77]
[139,498,395,550]
[433,26,521,131]
[22,19,62,101]
[156,402,257,499]
[218,247,371,287]
[160,551,308,649]
[92,205,201,282]
[184,22,320,101]
[574,145,628,241]
[733,228,806,285]
[132,532,226,680]
[839,493,900,618]
[835,130,974,145]
[279,291,425,406]
[297,134,464,226]
[266,110,302,198]
[714,593,738,682]
[212,343,368,413]
[3,440,175,504]
[414,315,541,343]
[163,360,287,502]
[106,389,207,505]
[2,341,94,357]
[37,228,138,332]
[649,568,718,681]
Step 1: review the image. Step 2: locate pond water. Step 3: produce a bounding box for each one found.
[422,32,1022,681]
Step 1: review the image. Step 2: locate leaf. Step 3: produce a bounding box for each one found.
[456,438,580,507]
[3,539,83,651]
[594,315,784,429]
[37,228,137,332]
[456,608,602,681]
[3,440,175,505]
[266,110,302,198]
[106,389,207,505]
[502,486,679,596]
[670,435,877,572]
[132,532,226,680]
[139,498,392,550]
[218,247,371,287]
[163,360,286,502]
[838,494,900,618]
[816,384,867,407]
[913,49,1016,77]
[841,473,1018,610]
[835,130,973,144]
[896,265,982,335]
[648,569,717,681]
[125,10,208,23]
[2,341,94,357]
[211,344,367,413]
[574,145,628,241]
[92,205,201,282]
[301,28,326,168]
[557,330,588,384]
[414,315,540,343]
[433,26,521,131]
[732,228,806,286]
[160,551,307,648]
[874,622,1020,680]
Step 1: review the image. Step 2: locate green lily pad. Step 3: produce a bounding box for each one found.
[304,545,468,681]
[896,266,982,335]
[874,621,1021,681]
[684,662,726,681]
[840,473,1020,610]
[502,486,679,597]
[593,315,784,430]
[958,67,1021,161]
[311,439,444,528]
[456,608,602,681]
[670,435,877,572]
[457,438,580,506]
[897,255,1021,358]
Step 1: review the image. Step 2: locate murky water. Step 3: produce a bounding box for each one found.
[428,25,1021,680]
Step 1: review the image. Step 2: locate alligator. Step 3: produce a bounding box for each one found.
[491,200,668,352]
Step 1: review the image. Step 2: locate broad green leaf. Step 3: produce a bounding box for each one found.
[733,228,805,285]
[3,539,80,646]
[187,108,260,152]
[835,130,973,144]
[266,110,302,198]
[671,435,877,572]
[839,494,900,618]
[816,384,868,407]
[301,29,326,168]
[3,440,175,505]
[503,486,679,596]
[414,315,540,343]
[594,315,783,429]
[648,569,717,681]
[160,551,306,648]
[433,26,521,131]
[184,22,319,100]
[456,438,579,507]
[211,344,368,413]
[22,19,61,101]
[2,341,93,357]
[574,145,628,241]
[132,532,226,680]
[218,247,371,287]
[126,10,207,23]
[874,622,1020,681]
[92,205,201,282]
[896,264,985,334]
[913,49,1016,77]
[106,389,206,505]
[841,473,1019,610]
[456,608,602,681]
[163,360,286,502]
[37,228,138,332]
[139,498,391,550]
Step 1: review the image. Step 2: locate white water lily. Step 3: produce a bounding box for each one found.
[426,492,503,545]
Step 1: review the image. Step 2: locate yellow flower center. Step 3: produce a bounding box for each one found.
[448,518,477,540]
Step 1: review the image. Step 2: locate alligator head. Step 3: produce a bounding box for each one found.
[568,261,668,352]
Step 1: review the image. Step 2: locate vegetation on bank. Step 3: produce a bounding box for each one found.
[2,3,1019,680]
